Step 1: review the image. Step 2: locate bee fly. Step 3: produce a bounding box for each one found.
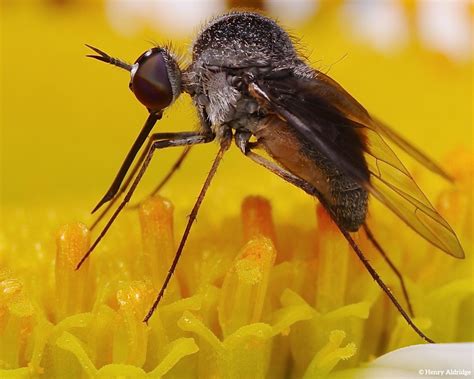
[78,11,464,343]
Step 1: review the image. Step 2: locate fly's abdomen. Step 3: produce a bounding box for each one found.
[303,138,369,232]
[328,174,368,232]
[255,116,368,232]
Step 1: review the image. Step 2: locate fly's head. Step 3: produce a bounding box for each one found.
[85,44,182,115]
[129,47,182,114]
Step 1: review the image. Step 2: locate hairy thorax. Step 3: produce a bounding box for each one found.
[182,12,309,136]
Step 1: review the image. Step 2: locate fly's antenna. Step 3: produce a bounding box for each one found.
[85,44,133,72]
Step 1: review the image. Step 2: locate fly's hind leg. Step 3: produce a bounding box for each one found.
[234,129,433,343]
[363,223,415,317]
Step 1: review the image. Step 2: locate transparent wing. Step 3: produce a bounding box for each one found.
[371,117,453,182]
[288,71,453,181]
[252,72,464,258]
[362,126,463,258]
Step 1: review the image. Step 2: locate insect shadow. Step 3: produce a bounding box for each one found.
[77,11,464,343]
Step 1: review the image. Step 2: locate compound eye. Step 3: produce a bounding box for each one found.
[130,49,174,112]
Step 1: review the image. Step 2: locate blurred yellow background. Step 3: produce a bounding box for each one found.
[1,3,473,375]
[1,0,472,218]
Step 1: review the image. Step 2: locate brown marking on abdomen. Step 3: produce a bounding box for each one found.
[254,116,368,231]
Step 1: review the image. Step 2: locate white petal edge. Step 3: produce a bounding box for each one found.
[329,343,474,379]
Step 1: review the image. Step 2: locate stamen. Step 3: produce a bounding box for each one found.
[241,196,277,245]
[55,223,91,321]
[138,196,181,300]
[115,281,154,365]
[314,205,349,313]
[218,237,276,337]
[303,330,356,377]
[438,149,473,240]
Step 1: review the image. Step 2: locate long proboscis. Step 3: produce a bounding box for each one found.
[91,112,161,214]
[85,44,133,72]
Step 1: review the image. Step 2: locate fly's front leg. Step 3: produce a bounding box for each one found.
[143,127,232,322]
[77,131,215,269]
[92,113,161,214]
[128,146,192,209]
[91,132,200,230]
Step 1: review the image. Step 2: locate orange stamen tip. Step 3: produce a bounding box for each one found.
[56,223,91,269]
[139,195,174,222]
[117,281,154,316]
[235,237,276,276]
[437,190,460,212]
[316,204,337,234]
[0,277,23,304]
[444,149,473,182]
[218,236,276,336]
[241,195,277,243]
[55,223,92,320]
[138,195,177,291]
[139,195,174,248]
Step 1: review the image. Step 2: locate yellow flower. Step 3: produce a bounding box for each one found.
[1,2,472,378]
[1,149,472,377]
